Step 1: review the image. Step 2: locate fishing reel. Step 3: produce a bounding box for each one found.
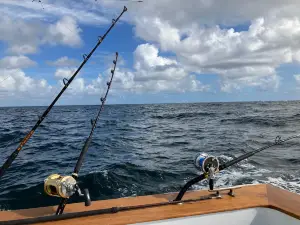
[194,153,219,190]
[44,174,91,206]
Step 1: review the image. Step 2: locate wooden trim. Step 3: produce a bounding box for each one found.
[0,184,299,225]
[266,184,300,219]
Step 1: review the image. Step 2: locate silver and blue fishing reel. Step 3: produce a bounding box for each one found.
[194,153,219,190]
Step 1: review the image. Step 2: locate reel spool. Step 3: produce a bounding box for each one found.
[194,153,219,173]
[194,153,219,190]
[44,174,76,198]
[44,174,91,206]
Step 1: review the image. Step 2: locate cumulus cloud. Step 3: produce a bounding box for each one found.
[88,44,210,94]
[47,56,79,67]
[0,55,51,100]
[45,16,82,47]
[8,45,38,55]
[54,68,77,79]
[129,0,300,28]
[0,69,52,97]
[0,14,83,55]
[133,14,300,92]
[66,78,86,94]
[0,56,36,69]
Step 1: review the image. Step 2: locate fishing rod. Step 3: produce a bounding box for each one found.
[43,52,119,215]
[0,6,127,180]
[174,133,300,201]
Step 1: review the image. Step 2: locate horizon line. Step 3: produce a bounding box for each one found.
[0,99,299,108]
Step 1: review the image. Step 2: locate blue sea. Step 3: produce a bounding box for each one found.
[0,101,300,210]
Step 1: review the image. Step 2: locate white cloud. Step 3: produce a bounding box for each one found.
[0,0,109,25]
[132,14,300,92]
[129,0,300,28]
[0,69,52,96]
[54,68,76,79]
[89,44,210,94]
[0,14,83,54]
[0,56,36,69]
[134,43,177,70]
[47,56,79,67]
[8,44,38,55]
[67,78,85,94]
[45,16,82,47]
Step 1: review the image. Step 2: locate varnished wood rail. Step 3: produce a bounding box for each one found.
[0,184,299,225]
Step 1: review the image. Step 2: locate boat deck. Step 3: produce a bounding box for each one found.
[0,184,299,225]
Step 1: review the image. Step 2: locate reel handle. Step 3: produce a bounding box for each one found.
[83,189,91,206]
[76,186,91,206]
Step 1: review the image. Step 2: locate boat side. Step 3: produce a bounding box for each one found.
[0,184,299,225]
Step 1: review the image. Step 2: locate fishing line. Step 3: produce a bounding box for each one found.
[55,52,119,215]
[0,7,127,180]
[0,75,11,85]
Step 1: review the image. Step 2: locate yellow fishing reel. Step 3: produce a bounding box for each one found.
[44,174,91,206]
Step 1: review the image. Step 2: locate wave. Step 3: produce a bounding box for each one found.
[220,116,286,127]
[152,112,215,120]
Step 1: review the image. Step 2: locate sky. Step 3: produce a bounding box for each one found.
[1,0,300,106]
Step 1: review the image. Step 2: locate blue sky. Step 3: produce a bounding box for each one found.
[1,0,300,106]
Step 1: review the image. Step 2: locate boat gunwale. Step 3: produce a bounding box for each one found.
[0,184,299,225]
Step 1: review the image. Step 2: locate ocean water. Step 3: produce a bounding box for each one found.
[0,101,299,211]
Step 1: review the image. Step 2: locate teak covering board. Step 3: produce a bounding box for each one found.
[0,184,299,225]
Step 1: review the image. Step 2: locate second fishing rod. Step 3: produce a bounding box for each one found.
[43,52,119,215]
[0,6,127,180]
[174,133,300,201]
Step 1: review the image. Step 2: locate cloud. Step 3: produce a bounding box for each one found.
[47,56,79,67]
[45,16,82,47]
[0,56,36,69]
[54,68,77,79]
[132,14,300,92]
[0,69,52,97]
[0,55,51,99]
[8,45,38,55]
[0,0,109,25]
[0,14,83,55]
[89,44,210,94]
[128,0,300,28]
[66,78,85,94]
[134,44,177,70]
